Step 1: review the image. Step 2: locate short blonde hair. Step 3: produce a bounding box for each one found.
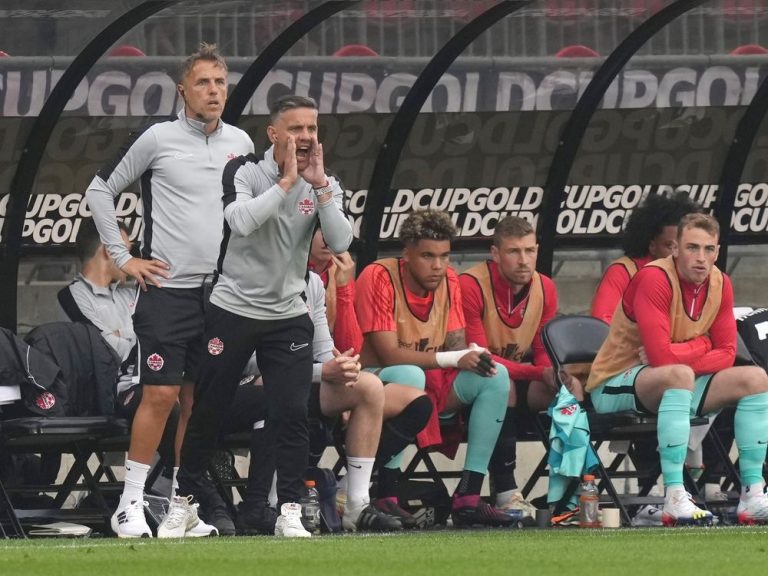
[677,213,719,240]
[179,43,227,83]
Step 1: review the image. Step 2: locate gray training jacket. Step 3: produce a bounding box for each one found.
[211,145,353,320]
[85,109,254,289]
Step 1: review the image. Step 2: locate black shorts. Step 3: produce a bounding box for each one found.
[133,285,207,385]
[515,380,531,412]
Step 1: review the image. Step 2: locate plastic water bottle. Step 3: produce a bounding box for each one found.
[579,474,601,528]
[300,480,321,534]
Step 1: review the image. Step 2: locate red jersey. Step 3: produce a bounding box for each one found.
[591,255,652,324]
[460,260,556,382]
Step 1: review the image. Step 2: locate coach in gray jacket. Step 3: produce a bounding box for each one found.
[86,44,253,538]
[178,95,352,538]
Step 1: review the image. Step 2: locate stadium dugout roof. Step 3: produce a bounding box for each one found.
[1,0,768,330]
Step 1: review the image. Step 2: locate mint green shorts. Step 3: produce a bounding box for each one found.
[590,365,715,416]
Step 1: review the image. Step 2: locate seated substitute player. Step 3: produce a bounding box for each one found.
[459,215,582,521]
[308,228,432,526]
[591,191,703,323]
[355,209,514,527]
[587,213,768,526]
[590,191,704,525]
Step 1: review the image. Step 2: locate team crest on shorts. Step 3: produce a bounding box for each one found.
[147,353,164,371]
[298,198,315,215]
[208,337,224,355]
[560,404,577,416]
[35,392,56,410]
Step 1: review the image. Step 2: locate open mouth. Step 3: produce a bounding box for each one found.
[295,145,310,161]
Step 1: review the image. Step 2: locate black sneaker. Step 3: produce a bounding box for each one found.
[203,504,236,536]
[373,497,418,529]
[236,502,278,535]
[342,504,403,532]
[452,501,515,528]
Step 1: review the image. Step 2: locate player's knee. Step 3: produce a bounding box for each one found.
[484,365,511,398]
[381,365,425,390]
[666,365,696,390]
[141,385,180,412]
[357,372,385,409]
[741,366,768,396]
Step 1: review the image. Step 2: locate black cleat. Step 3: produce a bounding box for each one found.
[342,504,403,532]
[373,497,418,529]
[451,501,515,528]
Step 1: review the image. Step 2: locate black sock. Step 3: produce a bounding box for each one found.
[456,470,485,496]
[376,395,433,467]
[489,407,518,494]
[376,467,401,499]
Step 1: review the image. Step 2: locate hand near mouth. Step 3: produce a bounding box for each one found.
[278,135,298,192]
[300,136,327,188]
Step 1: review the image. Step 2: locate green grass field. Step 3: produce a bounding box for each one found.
[3,527,768,576]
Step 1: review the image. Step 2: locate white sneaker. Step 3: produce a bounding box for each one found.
[158,495,218,538]
[274,503,311,538]
[661,489,714,527]
[496,491,537,520]
[631,504,663,527]
[111,500,152,538]
[737,484,768,525]
[186,516,219,537]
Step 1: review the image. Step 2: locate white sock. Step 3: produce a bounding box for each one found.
[495,489,516,507]
[171,466,179,497]
[664,484,685,502]
[742,482,764,499]
[120,459,150,507]
[345,456,375,516]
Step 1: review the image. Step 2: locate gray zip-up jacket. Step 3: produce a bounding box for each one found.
[211,145,352,320]
[85,109,254,289]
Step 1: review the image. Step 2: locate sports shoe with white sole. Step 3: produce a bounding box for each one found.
[158,495,218,538]
[342,504,403,532]
[737,485,768,525]
[496,491,537,522]
[631,504,663,527]
[274,503,311,538]
[186,516,219,537]
[111,500,152,538]
[661,489,714,527]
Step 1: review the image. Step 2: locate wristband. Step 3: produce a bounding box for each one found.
[313,183,333,198]
[435,350,467,368]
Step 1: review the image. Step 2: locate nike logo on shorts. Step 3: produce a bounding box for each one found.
[290,342,309,352]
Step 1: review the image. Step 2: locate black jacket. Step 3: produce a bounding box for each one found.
[0,327,65,417]
[24,322,121,417]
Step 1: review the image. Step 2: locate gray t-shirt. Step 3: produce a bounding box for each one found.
[85,110,254,289]
[65,274,137,395]
[211,145,352,320]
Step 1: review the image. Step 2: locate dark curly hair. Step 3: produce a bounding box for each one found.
[622,192,703,258]
[399,210,457,246]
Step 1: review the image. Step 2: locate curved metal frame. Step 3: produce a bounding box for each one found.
[0,1,178,331]
[0,1,357,331]
[713,77,768,270]
[356,0,532,273]
[536,0,708,276]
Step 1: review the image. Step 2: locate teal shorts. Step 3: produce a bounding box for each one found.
[590,365,715,416]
